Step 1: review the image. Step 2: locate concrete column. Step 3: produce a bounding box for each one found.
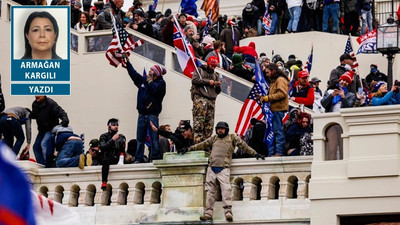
[153,151,209,222]
[242,183,252,201]
[297,180,308,199]
[260,183,270,200]
[62,190,71,205]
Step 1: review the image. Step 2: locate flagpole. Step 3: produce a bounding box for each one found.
[349,34,364,89]
[161,0,165,13]
[309,43,313,76]
[173,15,207,92]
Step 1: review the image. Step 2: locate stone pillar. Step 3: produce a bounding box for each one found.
[242,183,252,201]
[279,181,293,199]
[144,187,154,204]
[62,190,71,205]
[153,151,209,222]
[127,187,135,205]
[94,190,103,205]
[260,182,270,200]
[297,180,308,199]
[110,188,120,206]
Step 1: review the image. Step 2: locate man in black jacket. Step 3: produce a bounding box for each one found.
[328,53,361,94]
[99,118,126,191]
[31,96,69,167]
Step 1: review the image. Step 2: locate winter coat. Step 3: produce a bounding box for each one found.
[371,91,400,106]
[321,89,356,112]
[285,123,312,151]
[157,129,193,151]
[188,134,257,168]
[191,65,221,100]
[268,76,289,112]
[31,97,69,135]
[220,27,241,54]
[234,42,258,64]
[95,3,125,30]
[126,61,166,115]
[291,81,315,109]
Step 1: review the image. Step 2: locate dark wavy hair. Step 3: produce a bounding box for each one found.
[22,11,60,59]
[266,63,289,81]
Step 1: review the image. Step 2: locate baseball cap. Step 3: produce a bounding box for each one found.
[310,77,321,83]
[89,139,100,148]
[340,53,356,62]
[245,3,252,11]
[179,120,192,132]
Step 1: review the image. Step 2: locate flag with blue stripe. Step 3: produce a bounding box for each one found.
[181,0,199,17]
[0,142,36,225]
[152,0,158,11]
[202,10,212,37]
[254,60,274,148]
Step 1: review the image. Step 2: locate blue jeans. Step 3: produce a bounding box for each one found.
[270,12,279,34]
[287,6,302,32]
[361,10,372,35]
[268,111,285,156]
[135,114,161,162]
[322,3,339,33]
[0,114,25,155]
[257,18,263,35]
[56,140,83,167]
[33,132,54,166]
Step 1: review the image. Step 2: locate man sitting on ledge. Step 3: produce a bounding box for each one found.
[179,121,265,222]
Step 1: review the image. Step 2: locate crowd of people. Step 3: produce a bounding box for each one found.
[3,0,400,222]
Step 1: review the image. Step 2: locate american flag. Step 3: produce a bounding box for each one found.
[105,19,144,68]
[344,35,359,68]
[235,84,264,136]
[202,9,212,37]
[305,45,313,73]
[262,5,272,35]
[201,0,219,22]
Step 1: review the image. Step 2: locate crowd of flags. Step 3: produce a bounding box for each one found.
[102,0,381,148]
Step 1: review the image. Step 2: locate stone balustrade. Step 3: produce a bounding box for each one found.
[19,152,312,224]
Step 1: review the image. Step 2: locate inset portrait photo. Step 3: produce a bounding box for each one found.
[12,6,69,60]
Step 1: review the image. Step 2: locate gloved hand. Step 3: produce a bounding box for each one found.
[255,153,265,160]
[178,147,189,155]
[260,96,269,103]
[61,121,69,127]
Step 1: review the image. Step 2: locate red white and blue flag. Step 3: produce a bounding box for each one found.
[201,0,219,22]
[262,5,272,35]
[235,84,264,136]
[106,18,144,68]
[173,15,199,78]
[254,59,274,148]
[305,45,313,73]
[356,29,378,54]
[344,35,359,68]
[151,0,158,11]
[202,10,212,38]
[0,142,36,225]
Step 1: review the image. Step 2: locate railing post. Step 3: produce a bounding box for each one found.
[153,151,209,222]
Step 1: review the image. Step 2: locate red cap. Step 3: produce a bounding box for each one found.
[339,71,354,84]
[298,70,309,78]
[207,56,218,67]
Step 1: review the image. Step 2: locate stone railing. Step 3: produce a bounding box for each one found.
[20,152,312,224]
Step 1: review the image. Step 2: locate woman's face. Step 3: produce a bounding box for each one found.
[80,14,87,24]
[26,17,57,54]
[379,84,388,93]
